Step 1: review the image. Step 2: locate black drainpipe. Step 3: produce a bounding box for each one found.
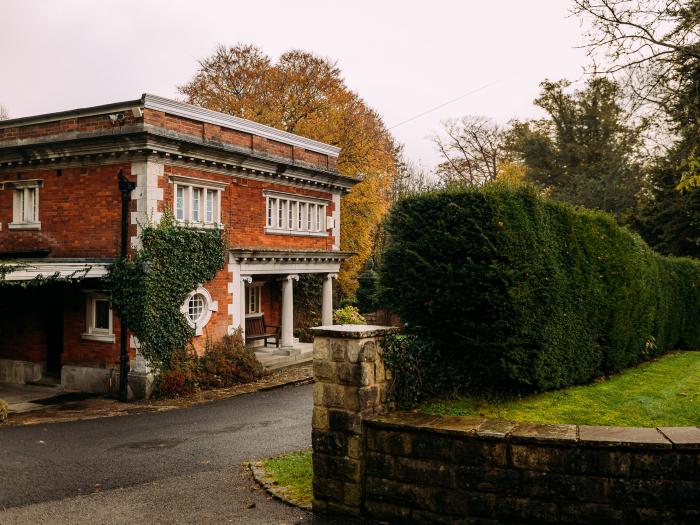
[118,169,136,401]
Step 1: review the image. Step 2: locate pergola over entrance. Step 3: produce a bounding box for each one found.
[228,249,352,347]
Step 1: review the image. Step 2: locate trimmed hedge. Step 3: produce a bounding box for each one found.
[379,184,700,392]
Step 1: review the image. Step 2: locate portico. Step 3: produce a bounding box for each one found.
[228,249,349,352]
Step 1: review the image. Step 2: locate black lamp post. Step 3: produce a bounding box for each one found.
[118,169,136,401]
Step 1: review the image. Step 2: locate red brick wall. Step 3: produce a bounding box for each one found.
[192,265,231,355]
[61,287,122,368]
[0,284,124,369]
[0,112,139,142]
[257,277,281,328]
[162,164,336,250]
[0,164,133,258]
[143,108,333,170]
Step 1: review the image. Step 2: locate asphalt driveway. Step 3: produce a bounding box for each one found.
[0,383,361,524]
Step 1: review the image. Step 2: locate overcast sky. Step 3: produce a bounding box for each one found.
[0,0,589,169]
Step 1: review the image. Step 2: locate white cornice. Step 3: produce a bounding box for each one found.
[1,261,110,281]
[142,94,341,158]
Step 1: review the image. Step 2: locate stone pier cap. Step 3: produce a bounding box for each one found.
[310,324,400,338]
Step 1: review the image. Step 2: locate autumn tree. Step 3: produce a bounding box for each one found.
[507,77,644,220]
[179,44,397,295]
[433,116,507,186]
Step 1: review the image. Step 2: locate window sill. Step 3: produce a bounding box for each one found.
[245,313,264,318]
[82,333,115,343]
[175,221,224,230]
[9,222,41,231]
[264,228,328,238]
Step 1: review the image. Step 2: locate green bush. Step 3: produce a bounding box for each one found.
[0,399,7,423]
[333,305,366,325]
[382,334,462,406]
[357,267,380,313]
[379,183,700,393]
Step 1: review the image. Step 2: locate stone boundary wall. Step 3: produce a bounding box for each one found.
[364,413,700,524]
[311,326,700,524]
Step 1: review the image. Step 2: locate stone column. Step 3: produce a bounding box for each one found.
[321,273,337,326]
[239,276,252,341]
[310,325,397,516]
[280,274,299,348]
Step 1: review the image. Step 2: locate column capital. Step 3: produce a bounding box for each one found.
[324,273,338,280]
[278,274,300,282]
[241,275,253,284]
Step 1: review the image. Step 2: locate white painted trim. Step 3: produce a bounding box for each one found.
[241,260,341,275]
[8,222,41,231]
[168,174,229,191]
[143,94,340,157]
[83,292,114,342]
[262,189,330,205]
[181,286,215,336]
[81,333,116,343]
[332,193,341,251]
[264,227,328,238]
[2,262,110,281]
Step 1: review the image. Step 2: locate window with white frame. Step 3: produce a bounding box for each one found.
[245,282,263,316]
[83,292,114,343]
[181,287,218,336]
[6,180,42,230]
[264,190,328,236]
[170,175,225,227]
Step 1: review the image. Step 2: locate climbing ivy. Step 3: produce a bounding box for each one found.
[104,210,226,369]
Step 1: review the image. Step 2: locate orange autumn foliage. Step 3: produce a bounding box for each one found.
[179,44,397,294]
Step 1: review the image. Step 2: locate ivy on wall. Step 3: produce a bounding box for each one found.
[104,211,226,368]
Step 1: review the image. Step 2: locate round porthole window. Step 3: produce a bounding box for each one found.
[181,287,217,335]
[187,293,206,324]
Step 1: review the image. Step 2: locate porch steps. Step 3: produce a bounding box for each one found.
[253,341,313,371]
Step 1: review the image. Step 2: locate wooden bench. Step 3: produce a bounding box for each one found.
[245,315,280,347]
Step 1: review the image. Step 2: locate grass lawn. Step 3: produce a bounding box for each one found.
[262,449,312,506]
[420,351,700,427]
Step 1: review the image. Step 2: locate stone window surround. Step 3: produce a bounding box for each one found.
[181,286,218,336]
[82,291,115,343]
[169,174,226,229]
[2,179,43,231]
[264,189,331,237]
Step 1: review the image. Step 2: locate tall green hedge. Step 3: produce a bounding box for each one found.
[379,184,700,392]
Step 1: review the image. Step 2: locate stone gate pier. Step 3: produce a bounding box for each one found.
[311,325,700,524]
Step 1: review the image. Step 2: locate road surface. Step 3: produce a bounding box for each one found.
[0,383,362,524]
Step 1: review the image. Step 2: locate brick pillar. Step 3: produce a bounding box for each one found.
[310,325,396,516]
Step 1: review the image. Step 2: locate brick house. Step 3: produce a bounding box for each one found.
[0,94,355,397]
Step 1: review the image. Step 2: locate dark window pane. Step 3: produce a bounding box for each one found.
[95,299,110,330]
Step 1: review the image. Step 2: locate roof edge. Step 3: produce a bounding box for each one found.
[0,94,341,158]
[143,94,341,157]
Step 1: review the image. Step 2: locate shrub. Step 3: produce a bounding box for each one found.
[153,347,201,398]
[199,332,264,389]
[357,267,380,313]
[0,399,7,423]
[154,330,265,397]
[333,305,366,325]
[382,334,462,406]
[379,183,700,393]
